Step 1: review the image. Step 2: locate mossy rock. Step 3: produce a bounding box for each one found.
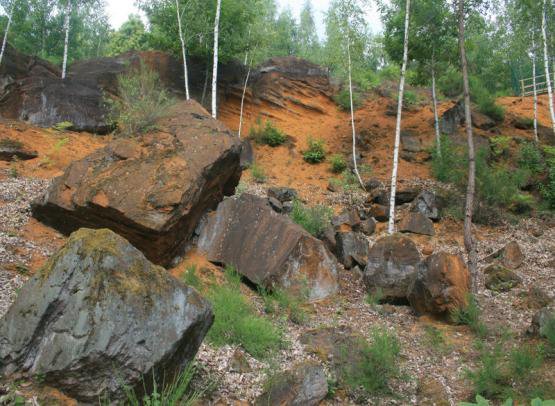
[484,264,522,292]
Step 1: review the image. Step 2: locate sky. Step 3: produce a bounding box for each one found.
[106,0,383,37]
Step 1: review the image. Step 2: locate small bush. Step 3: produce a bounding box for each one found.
[289,199,332,237]
[403,89,419,106]
[431,135,466,186]
[259,287,308,325]
[329,171,362,193]
[451,294,488,337]
[333,88,362,111]
[540,147,555,209]
[340,328,401,394]
[490,136,511,159]
[249,119,287,147]
[366,288,384,307]
[250,163,267,183]
[330,154,347,173]
[542,313,555,355]
[438,66,463,97]
[207,267,282,359]
[182,265,202,291]
[303,138,326,164]
[109,64,175,137]
[0,138,23,149]
[479,100,505,123]
[518,142,544,175]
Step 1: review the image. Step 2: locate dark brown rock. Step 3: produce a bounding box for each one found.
[332,208,361,232]
[364,234,421,301]
[0,139,37,161]
[368,204,389,222]
[408,252,470,316]
[399,212,435,236]
[360,217,377,235]
[484,241,524,269]
[198,194,339,301]
[268,186,298,203]
[255,362,327,406]
[335,231,369,269]
[31,100,242,266]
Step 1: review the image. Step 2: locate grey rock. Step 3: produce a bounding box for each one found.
[410,190,439,221]
[268,187,298,203]
[399,212,435,236]
[335,231,369,269]
[528,307,555,337]
[268,196,284,213]
[360,217,377,236]
[0,228,213,403]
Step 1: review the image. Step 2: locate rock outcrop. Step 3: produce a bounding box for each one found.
[408,252,470,316]
[364,234,421,302]
[198,193,339,301]
[32,100,242,266]
[0,228,213,403]
[399,212,435,236]
[485,241,524,269]
[484,264,522,292]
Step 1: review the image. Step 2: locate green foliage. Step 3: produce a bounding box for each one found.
[438,67,463,98]
[451,295,488,337]
[303,138,326,164]
[182,265,202,291]
[330,154,347,173]
[459,395,513,406]
[289,199,332,238]
[207,267,282,359]
[109,65,175,137]
[518,143,545,175]
[107,14,149,56]
[249,120,287,147]
[431,136,466,185]
[53,137,69,153]
[365,288,384,307]
[259,287,308,325]
[52,121,73,132]
[490,136,511,159]
[470,76,505,122]
[119,365,201,406]
[0,138,23,149]
[542,314,555,355]
[250,162,267,183]
[540,147,555,209]
[340,328,401,394]
[333,89,361,111]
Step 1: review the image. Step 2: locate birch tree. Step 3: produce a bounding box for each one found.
[61,0,72,79]
[458,0,478,291]
[0,0,15,65]
[541,0,555,135]
[175,0,190,99]
[531,37,539,143]
[387,0,411,234]
[211,0,221,118]
[238,52,253,138]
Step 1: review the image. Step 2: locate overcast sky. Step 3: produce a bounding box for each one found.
[106,0,383,37]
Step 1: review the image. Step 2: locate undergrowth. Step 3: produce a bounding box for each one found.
[249,119,287,147]
[303,137,326,164]
[451,294,488,338]
[289,199,332,237]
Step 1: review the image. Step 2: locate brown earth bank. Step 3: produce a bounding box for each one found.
[0,53,554,405]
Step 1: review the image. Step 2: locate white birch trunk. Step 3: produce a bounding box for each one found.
[458,0,478,292]
[347,33,365,190]
[542,0,555,135]
[211,0,221,118]
[387,0,411,234]
[61,0,72,80]
[431,64,441,155]
[238,53,251,138]
[0,0,15,66]
[532,38,539,143]
[175,0,190,100]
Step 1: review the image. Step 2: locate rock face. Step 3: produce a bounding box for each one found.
[364,234,421,301]
[399,212,435,236]
[0,228,213,403]
[408,252,470,316]
[484,264,522,292]
[485,241,524,269]
[198,193,339,301]
[255,362,328,406]
[335,231,369,269]
[410,190,439,221]
[32,100,242,266]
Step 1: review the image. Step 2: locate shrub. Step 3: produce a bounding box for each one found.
[109,64,175,136]
[329,171,362,193]
[366,288,384,308]
[540,147,555,209]
[182,265,202,291]
[340,328,401,394]
[259,287,308,325]
[250,163,267,183]
[437,66,463,97]
[431,135,466,186]
[490,136,511,159]
[518,142,544,175]
[289,199,332,237]
[249,119,287,147]
[542,313,555,355]
[403,89,419,106]
[333,88,362,111]
[330,154,347,173]
[451,294,488,337]
[207,267,282,359]
[0,138,23,149]
[303,138,326,164]
[479,99,505,123]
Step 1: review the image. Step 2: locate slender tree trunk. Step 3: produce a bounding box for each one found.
[458,0,478,292]
[542,0,555,135]
[431,60,441,155]
[532,38,539,143]
[201,62,209,106]
[175,0,190,100]
[211,0,221,118]
[347,33,365,190]
[0,0,16,66]
[61,0,72,80]
[238,53,252,138]
[387,0,411,234]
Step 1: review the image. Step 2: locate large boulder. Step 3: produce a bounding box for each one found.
[399,212,435,236]
[484,241,524,269]
[0,228,213,403]
[255,362,328,406]
[335,231,369,269]
[484,264,522,292]
[31,100,242,266]
[198,193,339,301]
[410,190,439,221]
[364,234,421,302]
[408,252,470,316]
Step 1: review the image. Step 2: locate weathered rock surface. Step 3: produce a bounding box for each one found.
[485,241,524,269]
[484,264,522,292]
[528,307,555,337]
[335,231,369,269]
[0,139,37,161]
[198,193,339,301]
[255,362,328,406]
[399,212,435,236]
[31,100,242,266]
[364,234,421,301]
[408,252,470,316]
[332,208,361,232]
[410,190,439,221]
[0,228,213,403]
[268,186,298,203]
